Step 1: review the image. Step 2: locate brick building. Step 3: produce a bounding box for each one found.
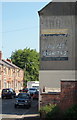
[0,51,24,95]
[38,1,77,110]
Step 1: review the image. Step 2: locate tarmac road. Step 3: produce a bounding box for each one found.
[1,98,40,120]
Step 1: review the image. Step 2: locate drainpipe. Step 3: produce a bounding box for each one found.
[13,69,15,91]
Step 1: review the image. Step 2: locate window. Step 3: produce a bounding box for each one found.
[0,80,1,89]
[4,78,6,88]
[0,67,1,75]
[4,67,7,74]
[8,68,11,75]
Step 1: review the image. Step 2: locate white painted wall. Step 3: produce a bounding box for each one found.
[39,70,76,93]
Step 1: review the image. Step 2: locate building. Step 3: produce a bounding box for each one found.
[38,1,77,110]
[0,51,24,95]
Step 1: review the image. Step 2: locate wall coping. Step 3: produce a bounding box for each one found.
[41,92,60,95]
[61,79,77,81]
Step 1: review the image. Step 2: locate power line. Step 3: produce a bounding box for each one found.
[0,26,38,33]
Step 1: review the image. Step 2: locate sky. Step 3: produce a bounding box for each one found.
[1,1,50,59]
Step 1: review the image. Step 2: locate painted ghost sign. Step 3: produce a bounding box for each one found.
[41,29,69,61]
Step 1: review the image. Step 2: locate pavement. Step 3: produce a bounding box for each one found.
[1,115,40,120]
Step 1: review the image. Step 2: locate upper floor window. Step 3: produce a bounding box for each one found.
[8,68,11,75]
[0,80,1,89]
[0,67,1,75]
[4,67,7,74]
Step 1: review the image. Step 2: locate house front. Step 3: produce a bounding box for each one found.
[0,51,24,96]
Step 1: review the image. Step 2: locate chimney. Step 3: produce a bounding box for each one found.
[6,58,12,63]
[0,51,2,60]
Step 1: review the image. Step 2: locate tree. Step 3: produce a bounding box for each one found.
[10,48,39,86]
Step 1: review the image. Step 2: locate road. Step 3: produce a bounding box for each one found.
[0,98,39,120]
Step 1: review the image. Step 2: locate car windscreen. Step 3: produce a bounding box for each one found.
[29,88,36,91]
[18,93,29,98]
[2,89,10,93]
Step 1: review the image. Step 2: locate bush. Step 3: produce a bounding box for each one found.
[46,105,60,120]
[64,104,77,120]
[40,104,60,120]
[40,104,77,120]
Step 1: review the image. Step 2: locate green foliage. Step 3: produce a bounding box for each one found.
[64,104,77,119]
[10,48,39,86]
[40,104,54,114]
[40,104,60,120]
[46,105,60,120]
[40,104,77,120]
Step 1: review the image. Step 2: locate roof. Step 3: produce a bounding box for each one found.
[0,59,12,68]
[0,59,23,70]
[2,59,18,69]
[38,2,76,16]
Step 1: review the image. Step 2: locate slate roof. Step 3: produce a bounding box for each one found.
[0,59,22,70]
[2,59,18,68]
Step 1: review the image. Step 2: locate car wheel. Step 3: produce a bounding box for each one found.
[2,96,4,99]
[29,104,31,107]
[11,95,14,98]
[14,95,16,98]
[14,104,17,108]
[26,105,30,109]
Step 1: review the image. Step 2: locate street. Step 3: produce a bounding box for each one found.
[1,98,39,120]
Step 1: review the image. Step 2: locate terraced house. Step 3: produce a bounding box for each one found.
[0,51,24,95]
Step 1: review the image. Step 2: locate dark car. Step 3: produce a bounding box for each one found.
[29,88,37,94]
[19,88,28,93]
[33,91,39,100]
[1,88,16,99]
[14,93,32,108]
[28,88,38,98]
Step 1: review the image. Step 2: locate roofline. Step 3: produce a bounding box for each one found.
[38,2,51,15]
[2,59,23,70]
[0,60,12,68]
[2,59,17,68]
[38,1,76,15]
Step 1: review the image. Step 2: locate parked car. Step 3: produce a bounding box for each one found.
[32,91,39,100]
[19,88,28,93]
[28,88,38,99]
[1,88,16,99]
[14,93,32,108]
[29,88,37,93]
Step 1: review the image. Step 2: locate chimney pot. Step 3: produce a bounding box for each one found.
[6,58,12,63]
[0,51,2,60]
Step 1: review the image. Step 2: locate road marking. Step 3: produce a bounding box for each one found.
[1,99,39,119]
[0,101,39,119]
[0,114,22,118]
[0,114,40,119]
[21,100,38,116]
[20,114,40,118]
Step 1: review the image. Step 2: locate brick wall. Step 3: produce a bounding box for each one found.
[59,81,77,111]
[40,92,60,107]
[40,80,77,111]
